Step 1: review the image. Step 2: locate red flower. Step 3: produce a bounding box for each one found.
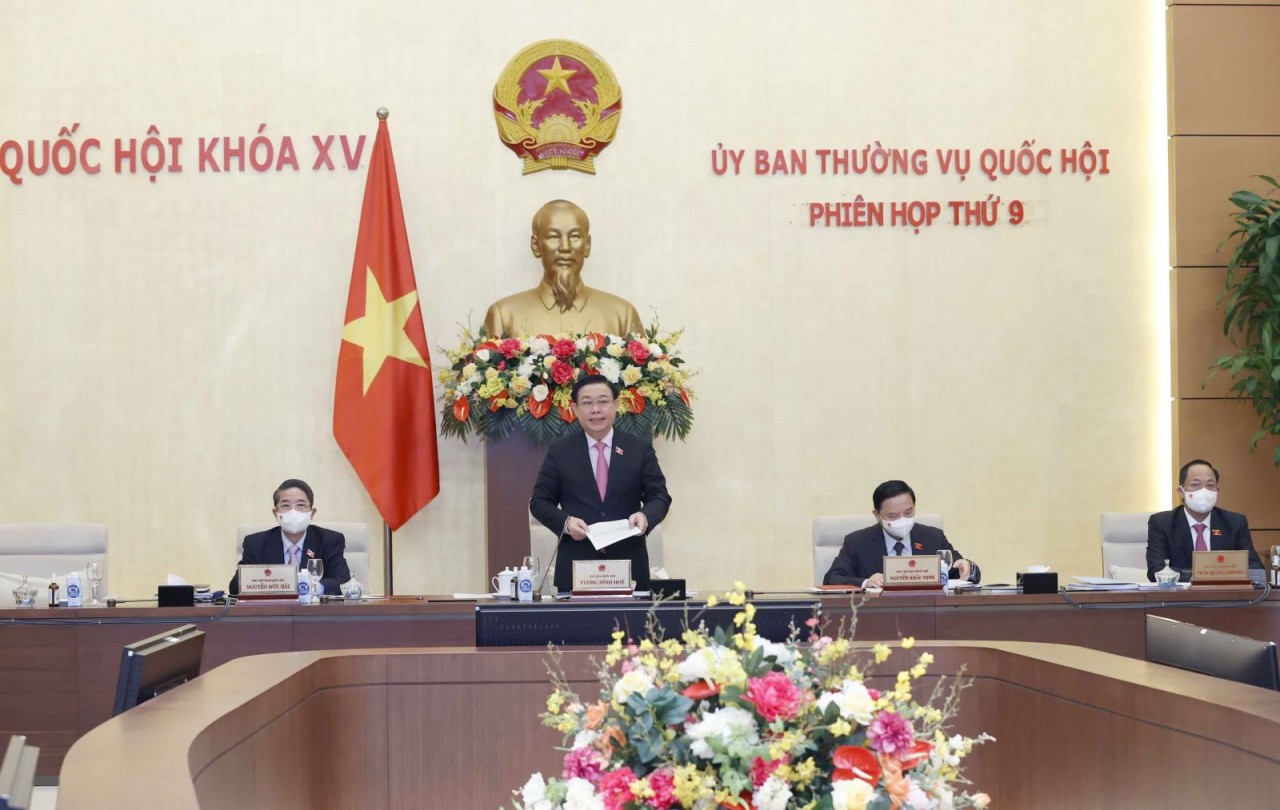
[452,398,469,423]
[498,360,507,371]
[832,745,882,785]
[743,671,802,722]
[587,332,607,352]
[499,338,522,357]
[488,391,510,413]
[622,389,646,414]
[679,389,691,406]
[682,680,720,700]
[553,338,577,359]
[558,406,576,423]
[627,339,650,365]
[598,767,638,810]
[528,398,551,420]
[900,739,933,771]
[648,768,678,810]
[750,755,787,789]
[551,360,576,385]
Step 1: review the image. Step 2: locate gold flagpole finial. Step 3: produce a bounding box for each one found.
[376,107,389,121]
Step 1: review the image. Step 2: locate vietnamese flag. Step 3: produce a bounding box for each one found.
[333,111,439,530]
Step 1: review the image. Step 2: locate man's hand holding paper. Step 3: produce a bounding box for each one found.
[587,519,642,551]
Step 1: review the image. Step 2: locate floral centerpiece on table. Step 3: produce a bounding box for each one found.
[510,585,993,810]
[438,325,694,446]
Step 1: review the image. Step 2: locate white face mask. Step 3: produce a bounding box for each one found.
[882,516,915,539]
[279,509,312,535]
[1181,487,1217,514]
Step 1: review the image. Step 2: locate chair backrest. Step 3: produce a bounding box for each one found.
[0,524,108,602]
[812,514,945,586]
[528,512,665,594]
[236,523,369,587]
[1100,512,1153,580]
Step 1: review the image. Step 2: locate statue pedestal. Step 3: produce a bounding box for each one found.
[484,433,549,579]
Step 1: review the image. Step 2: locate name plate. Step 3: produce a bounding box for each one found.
[237,564,298,598]
[1191,550,1250,586]
[572,559,633,596]
[882,555,943,591]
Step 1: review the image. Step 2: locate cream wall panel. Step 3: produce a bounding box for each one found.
[1169,5,1280,135]
[0,0,1166,595]
[1169,136,1280,267]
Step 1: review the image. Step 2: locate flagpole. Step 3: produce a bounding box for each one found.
[384,521,394,595]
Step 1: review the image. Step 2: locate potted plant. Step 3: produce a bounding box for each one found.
[1213,176,1280,466]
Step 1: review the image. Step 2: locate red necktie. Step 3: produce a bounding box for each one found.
[1193,523,1207,552]
[594,442,609,501]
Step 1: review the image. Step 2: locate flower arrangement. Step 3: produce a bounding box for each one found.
[511,585,993,810]
[438,325,694,446]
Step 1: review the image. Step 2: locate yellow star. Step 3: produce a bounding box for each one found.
[341,267,428,395]
[537,56,576,98]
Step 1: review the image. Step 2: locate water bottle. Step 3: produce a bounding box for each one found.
[67,572,83,607]
[298,574,312,605]
[516,566,535,602]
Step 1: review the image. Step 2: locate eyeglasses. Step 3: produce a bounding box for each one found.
[576,398,615,411]
[276,502,313,512]
[1182,481,1218,492]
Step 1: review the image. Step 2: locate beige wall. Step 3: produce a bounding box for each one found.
[0,1,1168,597]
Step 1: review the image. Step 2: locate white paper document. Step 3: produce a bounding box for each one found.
[587,519,641,550]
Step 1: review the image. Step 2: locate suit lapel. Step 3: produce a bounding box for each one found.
[264,527,287,565]
[1172,508,1194,559]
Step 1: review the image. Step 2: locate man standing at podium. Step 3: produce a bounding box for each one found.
[1145,458,1264,581]
[823,480,979,588]
[531,376,672,593]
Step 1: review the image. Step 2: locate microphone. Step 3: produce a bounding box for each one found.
[537,537,562,596]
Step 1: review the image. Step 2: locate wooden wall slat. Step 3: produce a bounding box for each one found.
[1169,6,1280,135]
[1169,136,1280,267]
[1176,398,1280,529]
[1172,267,1235,398]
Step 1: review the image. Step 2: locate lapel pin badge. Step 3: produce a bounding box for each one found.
[913,543,924,551]
[306,548,316,558]
[615,446,624,456]
[1211,529,1222,536]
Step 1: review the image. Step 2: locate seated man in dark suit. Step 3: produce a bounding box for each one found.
[1146,458,1264,582]
[823,480,980,588]
[531,376,672,593]
[229,478,353,595]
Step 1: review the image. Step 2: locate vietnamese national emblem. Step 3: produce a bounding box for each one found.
[493,39,622,175]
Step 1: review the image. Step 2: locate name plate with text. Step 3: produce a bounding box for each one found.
[1191,550,1250,586]
[882,555,943,591]
[237,564,298,598]
[572,559,633,596]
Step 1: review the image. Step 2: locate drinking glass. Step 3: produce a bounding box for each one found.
[306,559,324,595]
[522,555,540,577]
[85,562,104,606]
[938,550,953,583]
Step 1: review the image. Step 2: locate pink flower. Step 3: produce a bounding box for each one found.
[648,767,678,809]
[743,671,802,722]
[499,338,522,357]
[551,359,575,385]
[563,746,608,785]
[627,339,650,364]
[553,339,577,359]
[750,755,787,788]
[867,688,881,701]
[599,767,638,810]
[867,710,914,756]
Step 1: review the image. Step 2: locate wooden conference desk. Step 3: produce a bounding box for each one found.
[1,589,1276,778]
[56,643,1280,809]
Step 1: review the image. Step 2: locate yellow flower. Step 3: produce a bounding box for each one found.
[621,366,643,386]
[542,355,557,370]
[461,363,477,378]
[485,367,499,381]
[660,639,683,657]
[546,692,565,714]
[873,643,891,664]
[606,343,624,358]
[639,639,655,651]
[705,595,719,608]
[509,376,532,395]
[910,664,926,678]
[828,719,852,737]
[918,652,934,666]
[901,636,916,650]
[792,758,818,788]
[629,778,654,800]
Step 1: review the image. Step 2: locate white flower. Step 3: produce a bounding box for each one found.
[530,337,551,356]
[751,636,795,665]
[521,773,552,810]
[816,680,875,726]
[685,705,759,759]
[518,361,535,378]
[972,794,991,809]
[574,337,589,351]
[612,668,655,703]
[620,366,642,386]
[831,779,875,810]
[475,349,491,362]
[461,363,477,379]
[752,777,792,810]
[563,778,603,810]
[647,342,662,357]
[532,384,550,402]
[571,729,599,750]
[597,357,622,383]
[607,334,624,345]
[905,783,934,810]
[606,343,624,357]
[676,646,731,682]
[542,355,557,370]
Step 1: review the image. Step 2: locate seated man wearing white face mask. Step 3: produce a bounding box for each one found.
[1145,459,1264,582]
[823,480,979,588]
[228,478,353,595]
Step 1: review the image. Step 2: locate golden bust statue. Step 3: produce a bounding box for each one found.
[483,200,644,338]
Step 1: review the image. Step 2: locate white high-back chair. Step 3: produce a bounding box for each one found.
[528,512,665,593]
[1100,512,1153,581]
[0,524,109,602]
[812,514,945,586]
[236,523,369,587]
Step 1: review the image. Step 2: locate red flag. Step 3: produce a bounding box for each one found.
[333,114,439,530]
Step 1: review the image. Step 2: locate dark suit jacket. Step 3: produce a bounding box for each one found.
[823,523,978,587]
[1145,505,1263,581]
[229,524,352,595]
[530,429,672,592]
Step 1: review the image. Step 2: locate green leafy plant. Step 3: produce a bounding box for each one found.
[1213,176,1280,465]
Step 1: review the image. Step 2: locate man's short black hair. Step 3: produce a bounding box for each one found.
[872,480,916,511]
[273,479,314,506]
[571,375,619,402]
[1178,459,1220,486]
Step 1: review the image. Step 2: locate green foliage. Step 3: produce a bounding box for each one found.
[1213,176,1280,466]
